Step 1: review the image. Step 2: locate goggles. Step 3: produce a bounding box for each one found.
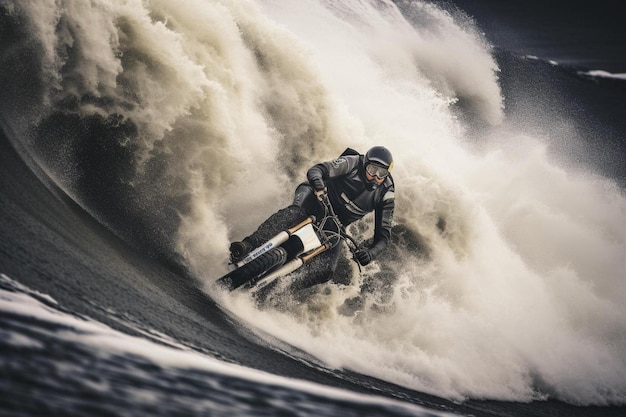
[365,163,389,179]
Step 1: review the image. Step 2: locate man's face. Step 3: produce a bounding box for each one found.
[365,169,385,185]
[365,163,387,185]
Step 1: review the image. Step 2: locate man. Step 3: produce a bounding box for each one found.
[229,146,395,288]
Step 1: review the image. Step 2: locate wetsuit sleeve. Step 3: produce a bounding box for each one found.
[306,156,358,190]
[369,184,395,258]
[306,164,327,191]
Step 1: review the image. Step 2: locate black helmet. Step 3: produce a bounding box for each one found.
[362,146,393,190]
[364,146,393,172]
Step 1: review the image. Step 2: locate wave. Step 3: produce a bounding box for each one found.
[0,273,456,417]
[524,55,626,80]
[1,0,625,407]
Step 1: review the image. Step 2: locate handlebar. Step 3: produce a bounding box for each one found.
[315,194,362,272]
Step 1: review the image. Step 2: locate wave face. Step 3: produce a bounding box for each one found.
[1,0,626,410]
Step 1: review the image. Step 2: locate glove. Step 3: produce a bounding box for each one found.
[309,176,325,193]
[314,186,328,203]
[355,249,373,266]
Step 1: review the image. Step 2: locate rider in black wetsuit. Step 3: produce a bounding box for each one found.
[229,146,395,288]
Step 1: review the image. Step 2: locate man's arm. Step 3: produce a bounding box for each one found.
[374,187,394,245]
[307,156,359,190]
[356,185,395,265]
[307,164,327,191]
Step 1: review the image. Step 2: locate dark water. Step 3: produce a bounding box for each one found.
[1,1,626,416]
[432,0,626,184]
[441,0,626,73]
[0,275,439,417]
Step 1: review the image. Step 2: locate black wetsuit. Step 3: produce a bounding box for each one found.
[306,154,394,252]
[242,153,395,288]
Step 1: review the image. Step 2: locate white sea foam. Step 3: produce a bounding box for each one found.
[581,70,626,80]
[207,0,626,406]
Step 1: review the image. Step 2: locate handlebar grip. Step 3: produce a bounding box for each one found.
[321,195,335,217]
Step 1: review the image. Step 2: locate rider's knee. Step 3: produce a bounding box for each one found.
[293,184,315,209]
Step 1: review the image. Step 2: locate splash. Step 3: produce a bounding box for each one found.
[2,0,625,406]
[211,0,626,406]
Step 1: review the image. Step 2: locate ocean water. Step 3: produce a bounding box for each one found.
[441,0,626,73]
[1,1,625,416]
